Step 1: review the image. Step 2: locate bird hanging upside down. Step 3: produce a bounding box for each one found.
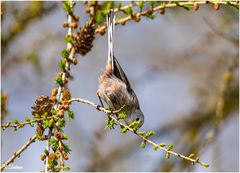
[97,10,144,128]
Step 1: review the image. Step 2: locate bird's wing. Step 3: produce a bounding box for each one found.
[113,56,133,93]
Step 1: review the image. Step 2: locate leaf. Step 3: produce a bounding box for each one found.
[44,149,49,155]
[118,112,126,120]
[145,130,155,138]
[59,60,66,71]
[63,1,72,14]
[62,142,72,154]
[123,7,133,15]
[154,145,158,151]
[159,143,166,147]
[137,131,145,135]
[145,14,156,20]
[13,118,19,124]
[203,163,209,167]
[121,127,128,134]
[140,141,146,148]
[117,2,122,10]
[95,11,103,25]
[64,35,74,43]
[166,152,170,159]
[61,49,69,59]
[67,110,74,119]
[64,166,70,171]
[167,144,173,151]
[188,153,195,158]
[24,117,31,121]
[48,119,54,127]
[182,4,192,11]
[55,77,63,86]
[137,1,144,11]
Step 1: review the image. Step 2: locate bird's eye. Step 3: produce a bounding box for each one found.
[136,117,140,121]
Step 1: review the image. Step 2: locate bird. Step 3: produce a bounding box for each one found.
[97,10,144,128]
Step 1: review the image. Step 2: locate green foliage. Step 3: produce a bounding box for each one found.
[64,166,70,171]
[140,140,147,148]
[123,7,133,15]
[117,2,122,10]
[48,119,54,127]
[62,142,71,154]
[24,117,31,121]
[106,117,115,130]
[64,35,74,44]
[203,163,209,167]
[63,1,73,14]
[58,118,66,127]
[55,77,64,86]
[59,60,66,72]
[121,127,128,134]
[146,13,156,20]
[137,1,144,11]
[188,153,195,158]
[137,131,145,135]
[117,112,127,120]
[13,118,19,124]
[67,110,74,119]
[154,145,158,151]
[166,152,170,159]
[159,143,166,147]
[96,11,104,25]
[167,144,173,150]
[44,149,49,156]
[61,49,69,59]
[129,121,139,132]
[145,130,155,138]
[182,4,192,11]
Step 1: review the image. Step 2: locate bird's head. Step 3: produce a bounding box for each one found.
[124,109,144,129]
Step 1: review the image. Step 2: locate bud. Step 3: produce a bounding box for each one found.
[159,8,165,15]
[62,21,69,28]
[214,3,220,10]
[98,28,105,36]
[134,14,141,22]
[49,153,56,161]
[63,154,69,160]
[193,3,199,11]
[40,154,46,161]
[71,22,78,29]
[72,57,78,65]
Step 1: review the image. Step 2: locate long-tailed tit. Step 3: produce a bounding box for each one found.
[97,10,144,128]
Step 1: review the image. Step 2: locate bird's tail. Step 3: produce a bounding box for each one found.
[107,9,115,71]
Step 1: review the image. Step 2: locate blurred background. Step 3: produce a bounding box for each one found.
[1,1,239,172]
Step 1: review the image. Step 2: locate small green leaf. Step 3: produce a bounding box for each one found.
[58,118,66,127]
[167,144,173,151]
[121,127,128,134]
[13,119,19,124]
[30,123,34,127]
[63,134,68,140]
[203,163,209,167]
[6,121,11,126]
[117,112,126,120]
[105,1,114,11]
[188,153,195,158]
[145,130,155,138]
[117,2,122,10]
[140,141,146,148]
[51,109,57,115]
[145,14,156,20]
[95,11,103,25]
[64,35,74,43]
[137,131,145,135]
[55,77,63,86]
[182,4,192,11]
[159,143,166,147]
[64,166,70,171]
[62,142,72,154]
[150,1,155,8]
[59,60,66,71]
[44,149,49,155]
[154,145,158,151]
[63,1,72,14]
[48,119,54,127]
[166,152,170,159]
[195,157,200,161]
[61,49,69,58]
[67,110,74,119]
[42,121,48,128]
[24,117,31,121]
[137,1,144,11]
[2,127,6,131]
[123,7,133,15]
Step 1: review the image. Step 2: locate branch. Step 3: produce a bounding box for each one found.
[0,134,37,171]
[95,1,239,34]
[69,98,209,167]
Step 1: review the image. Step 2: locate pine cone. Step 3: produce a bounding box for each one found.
[73,18,96,55]
[31,95,52,116]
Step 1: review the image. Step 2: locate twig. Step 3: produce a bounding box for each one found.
[1,114,60,129]
[69,98,209,167]
[95,0,239,34]
[0,134,37,171]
